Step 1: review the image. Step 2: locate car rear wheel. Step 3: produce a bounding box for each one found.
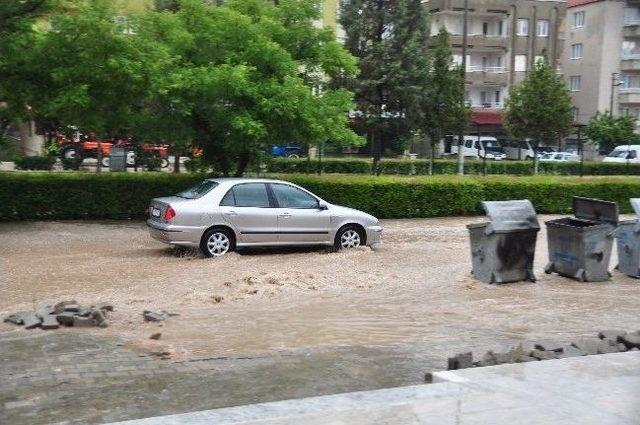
[335,226,363,250]
[201,228,234,258]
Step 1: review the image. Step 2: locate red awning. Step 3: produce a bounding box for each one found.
[470,112,503,126]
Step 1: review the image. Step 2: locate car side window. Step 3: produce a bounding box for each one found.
[219,189,235,206]
[230,183,271,208]
[629,151,637,159]
[271,184,318,209]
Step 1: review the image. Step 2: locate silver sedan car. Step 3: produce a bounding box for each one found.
[147,178,383,257]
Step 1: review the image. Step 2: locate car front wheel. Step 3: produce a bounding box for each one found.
[335,226,364,250]
[201,228,234,257]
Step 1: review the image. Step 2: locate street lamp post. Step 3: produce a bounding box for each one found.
[457,0,468,176]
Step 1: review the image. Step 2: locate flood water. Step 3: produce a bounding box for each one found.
[1,217,639,366]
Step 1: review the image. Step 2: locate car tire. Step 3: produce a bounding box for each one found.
[101,156,110,167]
[286,153,300,159]
[60,145,82,163]
[334,225,364,251]
[200,228,235,258]
[160,158,170,168]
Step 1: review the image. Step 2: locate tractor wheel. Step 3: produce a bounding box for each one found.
[60,145,82,165]
[160,158,170,168]
[101,156,110,168]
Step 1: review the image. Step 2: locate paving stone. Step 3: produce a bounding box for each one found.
[531,350,559,360]
[143,311,166,322]
[23,312,42,329]
[571,338,608,356]
[56,312,76,326]
[73,316,95,327]
[3,311,29,325]
[54,300,77,313]
[620,332,640,349]
[41,314,60,330]
[533,340,565,352]
[559,345,586,358]
[598,330,627,341]
[63,304,81,312]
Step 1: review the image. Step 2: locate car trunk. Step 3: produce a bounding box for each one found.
[148,196,188,223]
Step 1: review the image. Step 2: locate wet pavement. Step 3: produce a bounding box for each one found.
[1,218,640,424]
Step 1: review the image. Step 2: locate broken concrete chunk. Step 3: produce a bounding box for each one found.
[98,320,109,328]
[533,341,566,352]
[41,314,60,330]
[3,311,29,325]
[149,333,162,340]
[23,312,42,329]
[447,352,473,370]
[617,343,628,352]
[77,307,92,317]
[56,312,76,326]
[73,316,95,328]
[620,332,640,349]
[63,304,81,313]
[559,345,587,358]
[36,305,54,319]
[143,311,166,322]
[54,300,77,313]
[91,309,107,325]
[516,355,538,362]
[531,350,559,360]
[571,338,607,356]
[598,330,627,342]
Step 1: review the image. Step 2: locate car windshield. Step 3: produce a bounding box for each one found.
[176,180,218,199]
[535,146,555,153]
[540,153,553,159]
[485,146,504,153]
[607,149,630,158]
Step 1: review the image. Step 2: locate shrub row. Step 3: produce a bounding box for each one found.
[2,172,640,221]
[266,157,640,176]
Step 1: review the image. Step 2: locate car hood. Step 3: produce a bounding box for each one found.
[328,204,379,225]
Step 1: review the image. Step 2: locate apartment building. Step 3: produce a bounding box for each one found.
[425,0,566,130]
[563,0,640,126]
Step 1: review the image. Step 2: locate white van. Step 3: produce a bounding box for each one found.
[603,145,640,163]
[444,135,506,160]
[504,140,556,160]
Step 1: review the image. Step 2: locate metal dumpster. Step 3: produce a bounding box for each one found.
[109,147,126,172]
[544,197,618,282]
[467,200,540,284]
[616,198,640,278]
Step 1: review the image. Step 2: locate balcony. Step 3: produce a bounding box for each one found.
[468,102,504,110]
[623,24,640,38]
[619,88,640,104]
[621,54,640,71]
[450,34,508,50]
[466,68,508,85]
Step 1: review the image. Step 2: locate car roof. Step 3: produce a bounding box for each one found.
[205,177,297,185]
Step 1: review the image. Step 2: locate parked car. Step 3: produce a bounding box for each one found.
[602,145,640,163]
[147,178,383,257]
[539,152,580,162]
[271,145,304,158]
[443,135,506,160]
[503,140,556,160]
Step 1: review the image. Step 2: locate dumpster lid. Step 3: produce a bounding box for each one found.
[572,197,618,226]
[481,200,540,233]
[631,198,640,218]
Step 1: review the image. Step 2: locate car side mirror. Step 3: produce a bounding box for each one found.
[317,201,328,210]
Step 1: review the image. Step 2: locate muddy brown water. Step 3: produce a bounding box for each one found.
[1,217,639,363]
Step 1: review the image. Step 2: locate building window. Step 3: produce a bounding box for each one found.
[495,90,501,104]
[573,11,585,28]
[483,22,489,35]
[537,20,549,37]
[516,18,529,36]
[622,41,638,58]
[620,73,640,89]
[569,76,581,91]
[515,55,527,72]
[498,20,504,36]
[571,43,583,59]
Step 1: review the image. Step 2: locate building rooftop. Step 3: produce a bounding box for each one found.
[567,0,602,9]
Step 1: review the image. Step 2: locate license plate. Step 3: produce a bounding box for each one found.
[152,208,161,217]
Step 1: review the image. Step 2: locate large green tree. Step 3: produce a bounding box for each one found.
[339,0,430,170]
[420,28,468,175]
[585,112,639,153]
[504,58,573,174]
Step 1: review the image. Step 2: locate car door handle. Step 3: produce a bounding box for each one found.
[279,212,291,218]
[223,211,237,216]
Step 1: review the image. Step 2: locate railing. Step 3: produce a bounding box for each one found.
[468,102,504,109]
[621,53,640,60]
[466,66,507,73]
[624,18,640,26]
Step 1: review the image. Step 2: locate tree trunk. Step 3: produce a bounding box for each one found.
[174,154,180,173]
[18,120,44,157]
[429,139,435,176]
[457,137,464,175]
[234,151,251,177]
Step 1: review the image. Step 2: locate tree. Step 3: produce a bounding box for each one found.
[339,0,430,171]
[504,58,573,174]
[585,112,639,154]
[420,28,468,175]
[138,0,361,176]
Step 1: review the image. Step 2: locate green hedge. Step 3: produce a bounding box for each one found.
[267,157,640,176]
[2,172,640,220]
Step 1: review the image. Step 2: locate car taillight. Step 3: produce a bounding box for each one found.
[163,206,176,221]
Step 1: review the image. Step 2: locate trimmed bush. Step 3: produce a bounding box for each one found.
[266,157,640,176]
[14,156,56,171]
[2,172,640,221]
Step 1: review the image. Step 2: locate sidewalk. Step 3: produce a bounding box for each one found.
[109,351,640,425]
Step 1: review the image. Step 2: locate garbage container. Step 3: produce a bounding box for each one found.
[467,200,540,284]
[616,198,640,278]
[109,147,126,172]
[544,197,618,282]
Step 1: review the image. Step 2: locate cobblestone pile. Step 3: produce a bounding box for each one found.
[446,329,640,370]
[3,301,113,330]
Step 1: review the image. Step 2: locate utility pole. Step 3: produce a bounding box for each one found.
[610,72,622,116]
[457,0,468,176]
